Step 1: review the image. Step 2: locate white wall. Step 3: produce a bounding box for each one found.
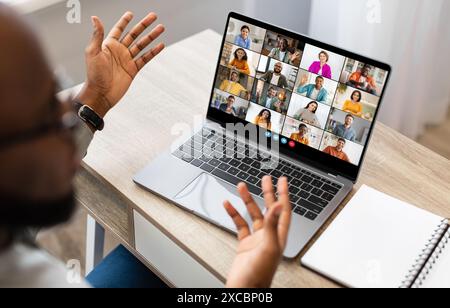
[21,0,311,88]
[308,0,450,138]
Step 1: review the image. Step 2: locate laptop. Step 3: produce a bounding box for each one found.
[134,12,391,258]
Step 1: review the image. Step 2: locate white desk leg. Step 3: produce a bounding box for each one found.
[85,214,105,275]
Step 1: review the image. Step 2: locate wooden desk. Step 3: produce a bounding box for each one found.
[72,30,450,288]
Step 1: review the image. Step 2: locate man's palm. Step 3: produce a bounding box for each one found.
[87,39,136,108]
[224,177,291,288]
[83,12,165,112]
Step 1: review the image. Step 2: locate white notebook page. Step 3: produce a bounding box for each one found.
[301,185,444,288]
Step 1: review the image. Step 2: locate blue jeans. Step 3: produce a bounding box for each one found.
[86,245,168,288]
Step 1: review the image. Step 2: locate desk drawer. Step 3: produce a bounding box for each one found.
[133,210,224,288]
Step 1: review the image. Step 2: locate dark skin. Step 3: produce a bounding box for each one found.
[0,8,165,246]
[0,10,77,207]
[0,5,292,288]
[336,140,346,152]
[348,65,372,88]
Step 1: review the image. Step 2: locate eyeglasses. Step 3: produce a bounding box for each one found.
[0,95,80,151]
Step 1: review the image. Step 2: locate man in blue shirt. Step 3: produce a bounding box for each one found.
[234,25,251,50]
[333,114,357,142]
[297,75,328,104]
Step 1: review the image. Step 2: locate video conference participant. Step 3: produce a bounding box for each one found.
[228,48,250,75]
[219,95,238,116]
[296,75,328,103]
[290,124,309,146]
[347,64,378,95]
[342,90,363,117]
[271,96,289,115]
[268,38,301,66]
[323,138,350,162]
[219,71,248,98]
[260,86,279,109]
[253,109,272,130]
[293,101,320,127]
[332,114,357,142]
[260,61,289,89]
[234,25,251,50]
[308,51,332,79]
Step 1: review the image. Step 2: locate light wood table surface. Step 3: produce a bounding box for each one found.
[71,29,450,288]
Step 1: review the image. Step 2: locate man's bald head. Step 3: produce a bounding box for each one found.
[0,4,54,138]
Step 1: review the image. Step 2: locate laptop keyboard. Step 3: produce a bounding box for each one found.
[172,128,343,221]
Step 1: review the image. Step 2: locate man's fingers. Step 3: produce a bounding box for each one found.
[107,11,134,40]
[129,24,165,58]
[277,177,290,208]
[237,183,264,230]
[86,16,105,56]
[262,176,276,208]
[224,201,250,241]
[121,12,158,48]
[277,177,292,249]
[135,43,165,71]
[264,204,283,248]
[277,203,292,250]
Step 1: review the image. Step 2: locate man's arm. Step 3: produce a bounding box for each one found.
[347,73,362,88]
[281,75,289,89]
[332,125,340,136]
[260,71,270,82]
[73,12,165,157]
[219,80,227,92]
[268,48,277,58]
[75,122,95,158]
[297,84,309,94]
[320,89,328,103]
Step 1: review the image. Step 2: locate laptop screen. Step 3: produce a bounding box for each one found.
[207,12,391,182]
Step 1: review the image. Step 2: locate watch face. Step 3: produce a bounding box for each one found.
[78,105,104,131]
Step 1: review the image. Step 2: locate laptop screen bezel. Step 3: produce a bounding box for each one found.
[206,12,392,183]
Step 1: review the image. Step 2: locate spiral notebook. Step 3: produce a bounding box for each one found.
[301,185,450,288]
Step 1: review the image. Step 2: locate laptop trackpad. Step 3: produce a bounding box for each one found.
[174,173,264,232]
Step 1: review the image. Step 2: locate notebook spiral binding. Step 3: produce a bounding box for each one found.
[400,219,450,288]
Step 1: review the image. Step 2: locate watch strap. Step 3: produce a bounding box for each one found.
[73,101,104,131]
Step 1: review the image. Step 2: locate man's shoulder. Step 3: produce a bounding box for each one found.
[0,243,89,288]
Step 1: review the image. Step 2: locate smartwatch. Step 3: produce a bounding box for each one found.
[74,101,105,131]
